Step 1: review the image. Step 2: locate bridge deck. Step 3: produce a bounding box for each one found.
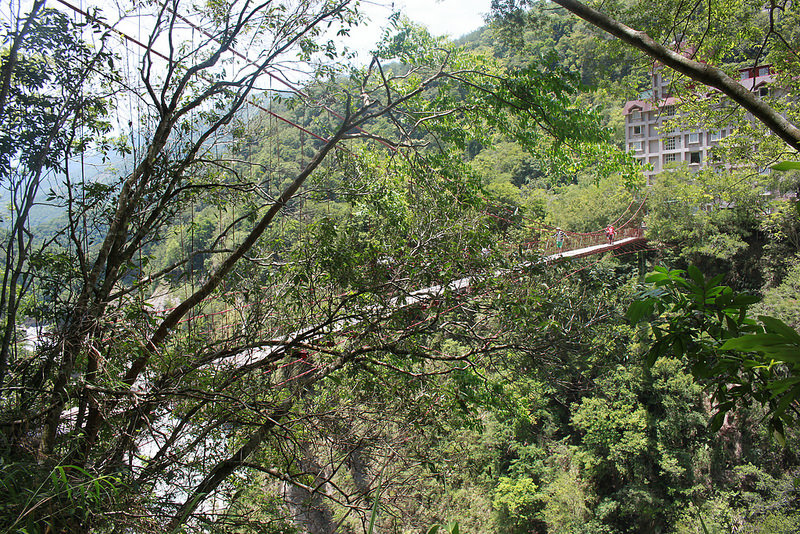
[543,236,648,262]
[225,235,650,366]
[403,235,649,306]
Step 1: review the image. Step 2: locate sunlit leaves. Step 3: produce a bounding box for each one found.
[645,166,769,265]
[0,8,115,176]
[366,18,640,183]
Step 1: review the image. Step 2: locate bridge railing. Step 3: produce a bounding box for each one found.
[520,227,645,257]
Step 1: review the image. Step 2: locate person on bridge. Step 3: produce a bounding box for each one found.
[605,224,615,244]
[555,227,565,251]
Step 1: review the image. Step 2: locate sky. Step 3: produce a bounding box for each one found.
[29,0,493,67]
[384,0,492,38]
[0,0,496,216]
[349,0,493,60]
[10,0,492,41]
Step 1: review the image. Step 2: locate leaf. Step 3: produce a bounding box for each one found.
[57,467,71,499]
[771,417,787,446]
[367,479,381,534]
[645,271,670,283]
[759,316,800,344]
[733,294,760,306]
[770,161,800,171]
[674,334,686,358]
[626,298,655,323]
[647,338,670,365]
[757,347,800,363]
[720,334,793,352]
[724,315,739,335]
[772,384,800,418]
[427,527,440,534]
[767,376,800,395]
[709,410,727,432]
[774,429,787,447]
[687,264,705,287]
[65,465,92,478]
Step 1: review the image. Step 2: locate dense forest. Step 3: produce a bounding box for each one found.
[1,0,799,532]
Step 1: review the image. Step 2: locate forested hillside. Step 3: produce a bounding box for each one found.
[1,0,799,533]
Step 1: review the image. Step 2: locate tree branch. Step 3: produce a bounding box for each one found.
[550,0,800,152]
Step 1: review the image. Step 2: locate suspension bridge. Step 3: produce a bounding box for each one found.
[134,221,650,379]
[10,2,660,392]
[5,7,667,528]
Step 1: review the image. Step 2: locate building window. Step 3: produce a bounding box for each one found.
[688,132,700,144]
[633,125,643,136]
[709,130,722,141]
[689,151,702,164]
[662,105,676,116]
[663,137,678,150]
[630,110,641,121]
[740,70,750,80]
[629,141,644,152]
[759,87,769,97]
[664,153,678,164]
[758,66,770,76]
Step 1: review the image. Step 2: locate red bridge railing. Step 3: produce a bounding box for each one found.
[522,227,646,257]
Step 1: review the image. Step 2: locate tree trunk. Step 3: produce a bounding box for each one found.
[283,456,337,534]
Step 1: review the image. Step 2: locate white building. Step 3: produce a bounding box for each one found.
[623,65,774,182]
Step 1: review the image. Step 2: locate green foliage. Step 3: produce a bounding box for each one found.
[471,141,538,193]
[374,17,640,184]
[771,161,800,172]
[493,476,540,526]
[673,466,800,534]
[756,260,800,328]
[547,173,638,232]
[427,520,461,534]
[572,394,649,470]
[0,8,114,176]
[644,166,775,292]
[646,167,765,260]
[647,357,707,485]
[629,265,800,438]
[539,470,591,533]
[3,1,800,532]
[487,0,644,93]
[0,461,121,533]
[224,478,299,534]
[758,201,800,286]
[367,479,381,534]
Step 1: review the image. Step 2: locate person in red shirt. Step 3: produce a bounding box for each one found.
[605,225,615,243]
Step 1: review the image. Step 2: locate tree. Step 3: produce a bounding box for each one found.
[0,2,115,384]
[645,165,768,287]
[493,0,800,440]
[628,265,800,439]
[0,2,628,531]
[492,0,800,153]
